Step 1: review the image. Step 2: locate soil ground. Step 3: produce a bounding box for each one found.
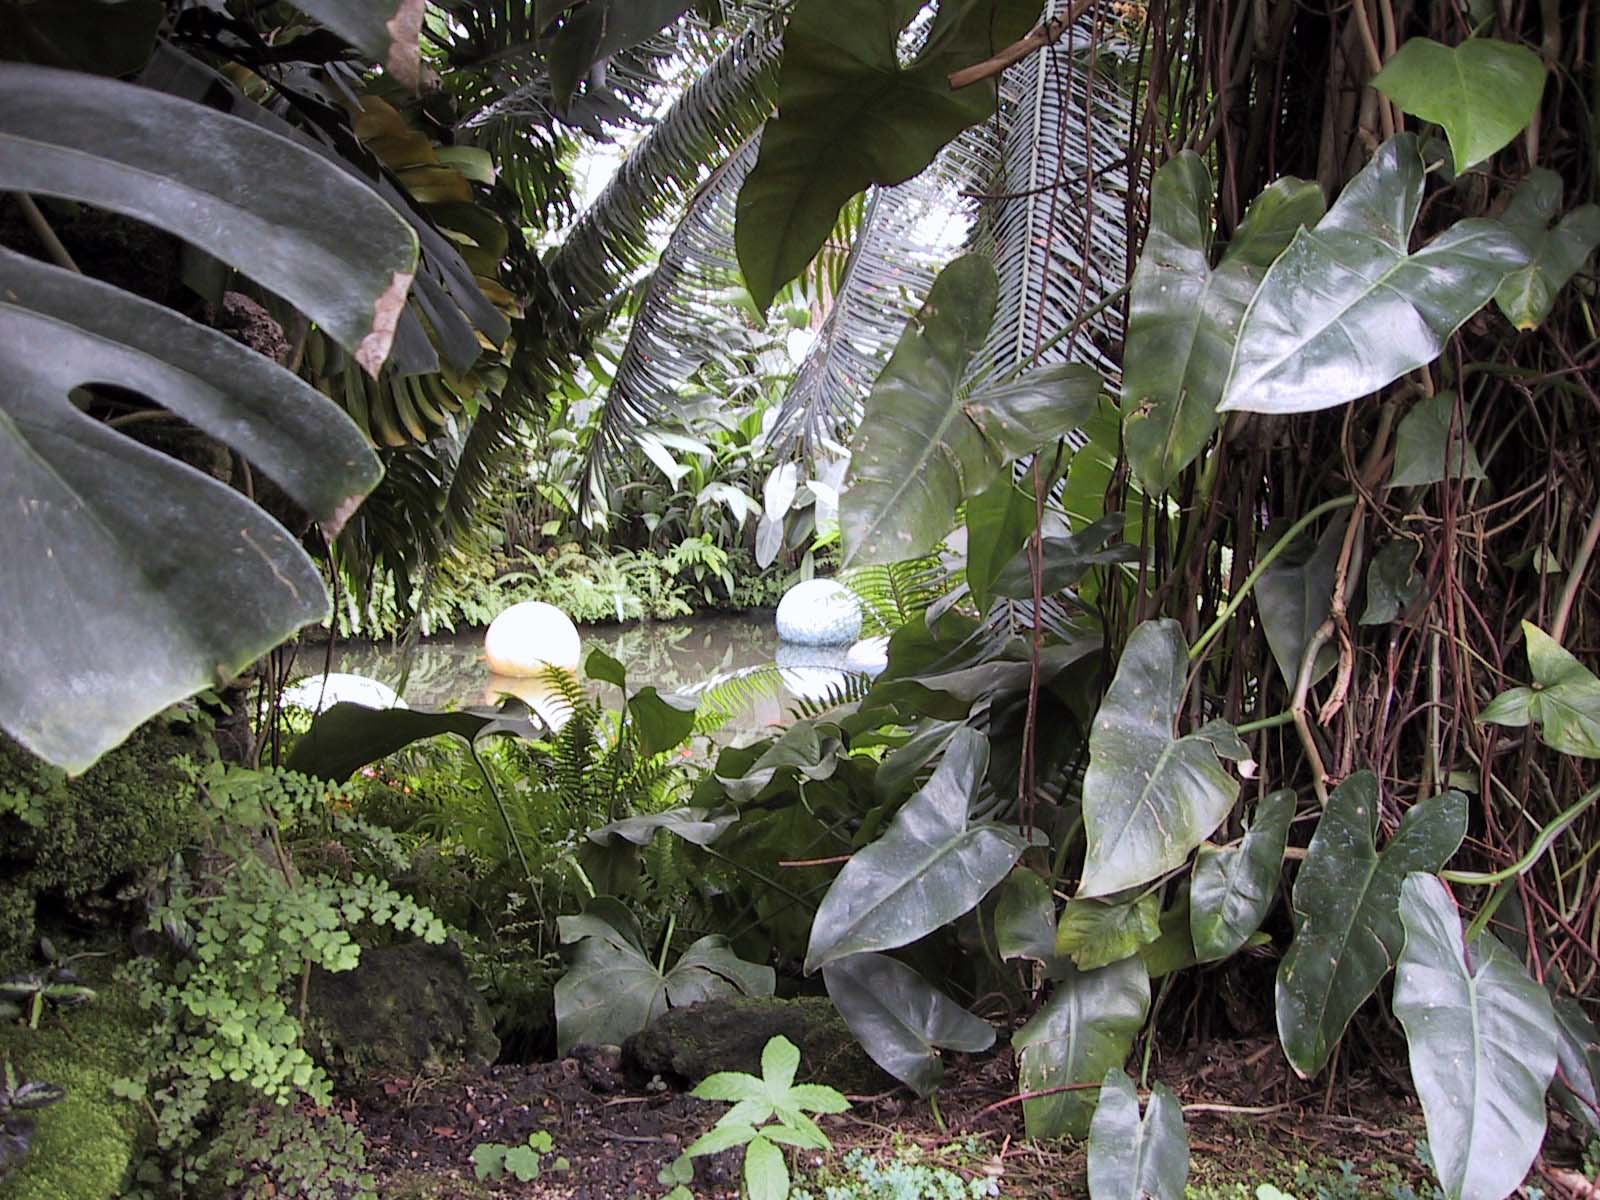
[350,1036,1462,1200]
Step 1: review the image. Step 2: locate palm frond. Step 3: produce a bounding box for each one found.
[969,4,1132,387]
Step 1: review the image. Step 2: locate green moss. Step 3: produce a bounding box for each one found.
[0,958,150,1200]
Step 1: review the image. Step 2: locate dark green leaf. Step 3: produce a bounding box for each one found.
[1361,540,1423,626]
[585,648,628,690]
[287,0,426,89]
[1086,1069,1189,1200]
[1122,156,1324,493]
[995,869,1059,966]
[1190,789,1295,962]
[1256,515,1346,690]
[1372,38,1545,172]
[822,952,995,1097]
[1394,874,1556,1200]
[992,514,1137,601]
[963,364,1103,459]
[628,687,698,757]
[735,0,1038,310]
[965,477,1037,615]
[1480,622,1600,759]
[0,65,418,372]
[1491,169,1600,330]
[1389,393,1485,487]
[1056,895,1162,972]
[286,705,513,782]
[804,727,1037,972]
[1551,996,1600,1140]
[1140,887,1200,980]
[545,1,694,110]
[588,807,737,848]
[1219,135,1526,415]
[1275,774,1466,1078]
[1013,956,1150,1139]
[1079,620,1241,897]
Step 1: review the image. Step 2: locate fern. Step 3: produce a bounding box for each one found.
[787,673,874,720]
[841,555,962,636]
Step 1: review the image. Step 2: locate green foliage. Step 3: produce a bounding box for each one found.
[471,1128,567,1182]
[1087,1069,1189,1200]
[1480,622,1600,758]
[684,1035,850,1200]
[790,1143,1000,1200]
[1190,790,1295,963]
[200,1103,376,1200]
[1371,38,1545,172]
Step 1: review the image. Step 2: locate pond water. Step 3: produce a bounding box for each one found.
[299,613,864,738]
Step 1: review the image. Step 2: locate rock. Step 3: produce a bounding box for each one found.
[282,672,404,713]
[775,580,862,647]
[306,941,498,1082]
[624,996,891,1094]
[484,601,581,677]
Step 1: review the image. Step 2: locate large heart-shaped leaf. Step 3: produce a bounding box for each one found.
[1255,515,1347,689]
[1491,168,1600,331]
[1480,622,1600,759]
[1086,1069,1189,1200]
[735,0,1039,311]
[1,250,387,772]
[1218,135,1525,415]
[1388,392,1486,488]
[1191,789,1295,963]
[804,727,1036,972]
[1079,620,1241,897]
[288,0,426,89]
[1372,37,1545,172]
[822,952,995,1097]
[0,65,416,372]
[556,904,774,1054]
[1122,154,1324,494]
[841,255,1102,567]
[1361,540,1423,626]
[1013,956,1151,1139]
[1275,774,1466,1078]
[1394,874,1557,1200]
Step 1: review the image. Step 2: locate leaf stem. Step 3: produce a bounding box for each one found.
[15,194,79,273]
[1443,783,1600,888]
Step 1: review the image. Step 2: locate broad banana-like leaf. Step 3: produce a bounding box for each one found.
[1122,154,1323,494]
[1492,168,1600,330]
[804,727,1037,972]
[1219,135,1526,415]
[289,0,426,89]
[1078,620,1242,897]
[735,0,1039,311]
[1056,895,1162,972]
[1275,775,1466,1078]
[1086,1069,1189,1200]
[822,952,995,1097]
[1551,995,1600,1139]
[1480,622,1600,759]
[1255,515,1346,690]
[1190,789,1295,962]
[0,65,416,373]
[841,254,1101,566]
[556,903,774,1054]
[1394,874,1556,1200]
[1013,956,1150,1138]
[1389,392,1485,487]
[1372,38,1544,172]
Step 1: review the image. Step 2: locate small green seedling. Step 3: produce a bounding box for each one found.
[471,1128,569,1182]
[0,941,98,1029]
[682,1034,850,1200]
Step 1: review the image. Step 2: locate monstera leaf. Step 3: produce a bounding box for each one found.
[1086,1069,1189,1200]
[841,255,1102,566]
[1275,774,1466,1078]
[1219,135,1525,415]
[1491,168,1600,331]
[804,727,1037,972]
[0,66,416,772]
[1190,789,1295,963]
[1395,874,1557,1200]
[1372,37,1545,172]
[1078,620,1243,897]
[1480,622,1600,759]
[1121,154,1323,494]
[822,952,995,1097]
[555,899,774,1054]
[1013,956,1151,1139]
[736,0,1039,310]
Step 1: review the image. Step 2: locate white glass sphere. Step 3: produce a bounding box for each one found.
[775,580,862,646]
[282,672,405,713]
[483,601,581,677]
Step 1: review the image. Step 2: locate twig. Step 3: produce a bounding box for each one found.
[778,854,852,868]
[1551,493,1600,645]
[15,194,80,273]
[947,2,1093,90]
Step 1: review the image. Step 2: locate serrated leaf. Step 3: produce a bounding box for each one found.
[685,1122,759,1156]
[1013,957,1151,1139]
[1492,168,1600,330]
[1086,1069,1189,1200]
[1219,135,1526,415]
[1079,620,1241,897]
[1256,515,1346,690]
[1480,622,1600,759]
[1372,37,1545,172]
[1389,393,1485,487]
[804,727,1035,972]
[1191,789,1295,962]
[784,1083,850,1115]
[693,1073,767,1104]
[1275,774,1466,1078]
[822,952,994,1098]
[1056,895,1162,971]
[1122,154,1324,493]
[1395,874,1556,1200]
[762,1035,801,1092]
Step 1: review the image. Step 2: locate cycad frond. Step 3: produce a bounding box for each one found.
[842,555,961,636]
[970,5,1132,387]
[788,673,873,720]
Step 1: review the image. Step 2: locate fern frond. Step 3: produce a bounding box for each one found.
[788,673,873,720]
[841,555,961,636]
